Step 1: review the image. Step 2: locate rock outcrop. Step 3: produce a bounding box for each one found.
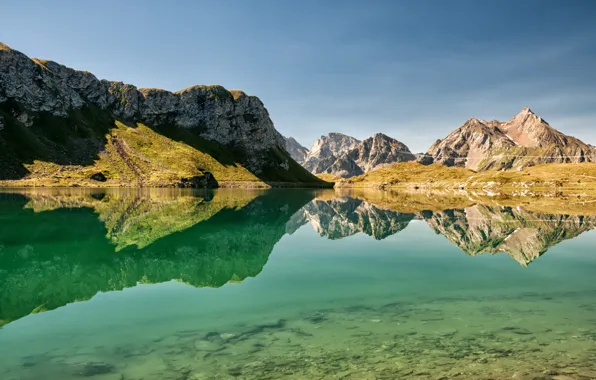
[419,107,594,171]
[0,42,323,185]
[303,132,415,178]
[283,136,309,163]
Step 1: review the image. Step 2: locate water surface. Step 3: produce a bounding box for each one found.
[1,188,595,380]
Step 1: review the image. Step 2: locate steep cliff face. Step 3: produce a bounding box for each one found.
[303,132,415,178]
[283,136,309,163]
[0,42,323,185]
[419,107,594,171]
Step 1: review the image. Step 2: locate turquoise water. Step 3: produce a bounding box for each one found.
[1,188,596,380]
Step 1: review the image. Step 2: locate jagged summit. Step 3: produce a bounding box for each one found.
[419,107,594,171]
[302,132,415,178]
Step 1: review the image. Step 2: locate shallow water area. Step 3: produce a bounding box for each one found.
[1,188,596,380]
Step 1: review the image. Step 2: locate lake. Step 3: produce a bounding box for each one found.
[0,188,595,380]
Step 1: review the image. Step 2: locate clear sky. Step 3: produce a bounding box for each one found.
[1,0,595,152]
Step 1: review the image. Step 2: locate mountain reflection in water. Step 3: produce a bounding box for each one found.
[1,188,596,380]
[1,187,595,327]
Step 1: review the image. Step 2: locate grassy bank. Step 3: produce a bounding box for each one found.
[336,162,596,197]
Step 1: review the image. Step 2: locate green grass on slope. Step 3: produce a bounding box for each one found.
[0,102,327,186]
[342,162,474,184]
[338,161,596,193]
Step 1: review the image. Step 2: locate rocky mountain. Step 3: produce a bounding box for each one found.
[283,136,309,163]
[0,42,324,186]
[349,133,416,172]
[419,107,594,171]
[303,133,361,173]
[303,132,415,178]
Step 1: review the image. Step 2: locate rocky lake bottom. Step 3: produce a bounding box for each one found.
[0,188,595,380]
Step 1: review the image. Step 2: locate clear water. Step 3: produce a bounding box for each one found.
[0,188,595,380]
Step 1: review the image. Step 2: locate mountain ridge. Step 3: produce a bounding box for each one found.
[0,42,326,187]
[299,132,415,178]
[419,107,595,171]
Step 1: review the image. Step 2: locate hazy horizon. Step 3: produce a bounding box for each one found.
[1,0,595,152]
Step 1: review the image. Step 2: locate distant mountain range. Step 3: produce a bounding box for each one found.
[285,107,595,178]
[285,132,415,178]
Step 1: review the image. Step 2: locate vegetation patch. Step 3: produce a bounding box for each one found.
[337,162,596,196]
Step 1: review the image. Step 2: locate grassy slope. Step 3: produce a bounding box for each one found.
[337,161,596,195]
[0,103,329,187]
[316,173,342,183]
[339,162,474,186]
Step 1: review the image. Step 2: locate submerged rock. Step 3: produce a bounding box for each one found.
[194,340,224,352]
[72,361,116,377]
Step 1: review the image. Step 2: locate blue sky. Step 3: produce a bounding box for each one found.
[1,0,595,152]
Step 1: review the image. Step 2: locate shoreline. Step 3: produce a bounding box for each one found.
[0,179,334,189]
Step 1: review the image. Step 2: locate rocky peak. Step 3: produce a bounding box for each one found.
[420,107,594,171]
[303,131,415,178]
[497,107,553,148]
[309,133,361,156]
[283,136,309,164]
[419,118,515,170]
[350,133,415,172]
[302,133,361,173]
